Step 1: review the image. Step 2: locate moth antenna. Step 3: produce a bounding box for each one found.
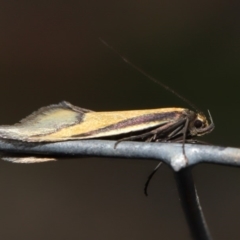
[207,110,214,124]
[99,38,201,113]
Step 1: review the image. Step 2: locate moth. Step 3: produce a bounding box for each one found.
[0,39,214,181]
[0,101,214,164]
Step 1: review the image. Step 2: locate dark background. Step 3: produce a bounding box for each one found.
[0,0,240,239]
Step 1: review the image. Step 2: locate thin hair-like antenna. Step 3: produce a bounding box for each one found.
[99,38,201,112]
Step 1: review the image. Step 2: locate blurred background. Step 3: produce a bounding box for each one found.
[0,0,240,239]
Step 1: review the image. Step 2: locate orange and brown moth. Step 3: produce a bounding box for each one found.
[0,101,214,163]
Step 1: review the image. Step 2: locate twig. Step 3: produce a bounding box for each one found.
[1,139,239,240]
[0,140,240,170]
[175,169,212,240]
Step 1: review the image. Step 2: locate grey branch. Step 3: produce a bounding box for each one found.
[2,139,236,240]
[0,139,239,171]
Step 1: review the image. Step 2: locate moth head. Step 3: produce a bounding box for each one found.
[190,110,214,136]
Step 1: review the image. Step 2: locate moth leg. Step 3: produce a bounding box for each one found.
[181,117,190,164]
[174,139,209,144]
[147,120,186,141]
[145,119,190,195]
[165,125,184,140]
[187,139,209,144]
[114,131,155,148]
[146,134,157,142]
[114,121,177,148]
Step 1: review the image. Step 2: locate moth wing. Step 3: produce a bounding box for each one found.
[18,101,92,124]
[0,101,89,141]
[43,109,177,141]
[1,156,57,163]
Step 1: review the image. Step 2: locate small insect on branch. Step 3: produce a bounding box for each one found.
[99,38,214,191]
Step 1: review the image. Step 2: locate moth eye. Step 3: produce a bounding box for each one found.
[194,120,203,128]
